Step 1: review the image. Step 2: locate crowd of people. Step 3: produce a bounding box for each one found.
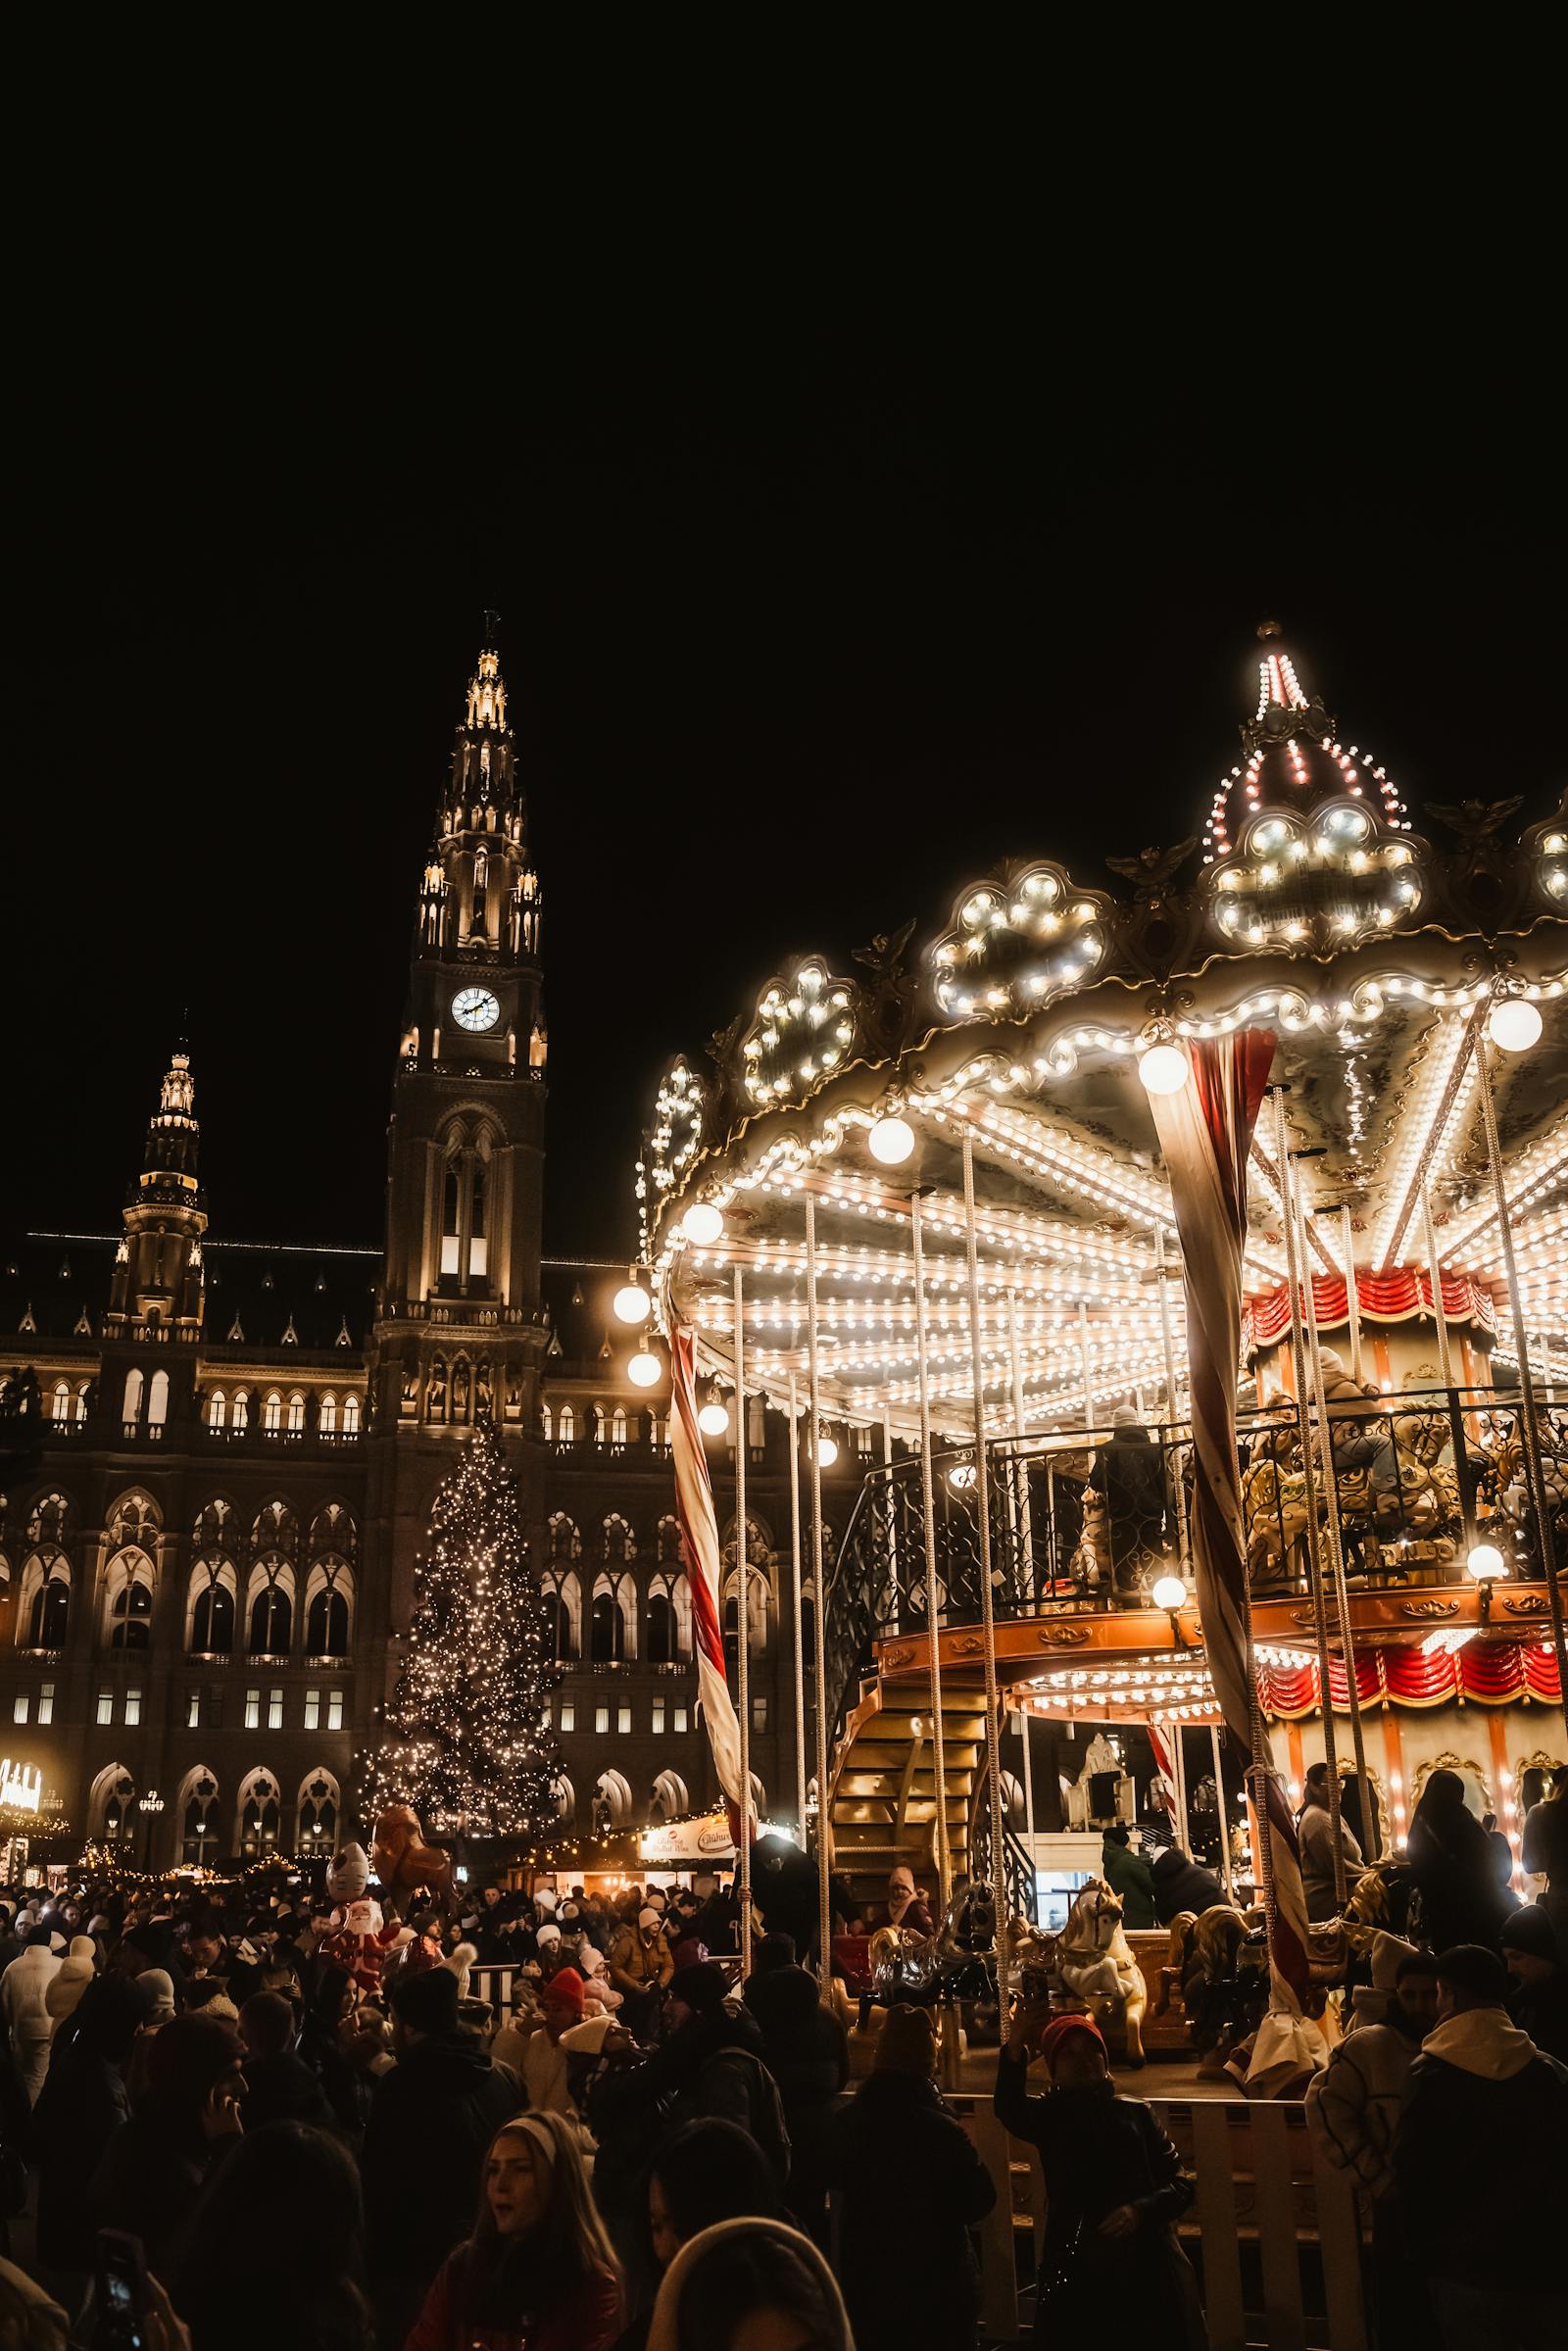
[0,1772,1562,2351]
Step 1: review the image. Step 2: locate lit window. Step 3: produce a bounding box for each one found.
[560,1703,574,1733]
[327,1690,343,1731]
[652,1700,665,1735]
[268,1689,283,1731]
[595,1706,610,1736]
[97,1690,113,1726]
[38,1684,54,1726]
[245,1689,261,1731]
[125,1688,142,1727]
[264,1392,282,1432]
[186,1691,200,1729]
[617,1705,632,1735]
[752,1697,767,1734]
[673,1707,689,1734]
[13,1693,27,1725]
[304,1690,320,1732]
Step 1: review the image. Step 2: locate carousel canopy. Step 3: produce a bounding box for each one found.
[636,628,1568,1439]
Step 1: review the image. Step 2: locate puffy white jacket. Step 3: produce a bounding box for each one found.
[1305,2022,1418,2199]
[1,1945,62,2101]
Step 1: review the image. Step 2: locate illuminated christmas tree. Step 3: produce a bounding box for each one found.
[364,1417,563,1840]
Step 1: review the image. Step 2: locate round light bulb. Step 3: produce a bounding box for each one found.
[682,1201,724,1246]
[1151,1574,1188,1612]
[868,1114,915,1166]
[948,1461,978,1492]
[1139,1043,1191,1097]
[1466,1542,1506,1581]
[1487,998,1543,1053]
[613,1283,651,1325]
[811,1434,838,1467]
[627,1350,662,1389]
[698,1401,731,1438]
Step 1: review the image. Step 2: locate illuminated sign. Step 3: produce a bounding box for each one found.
[0,1760,43,1815]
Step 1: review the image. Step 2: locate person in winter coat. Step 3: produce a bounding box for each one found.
[236,1991,338,2134]
[40,1936,97,2036]
[88,2011,248,2277]
[297,1963,368,2142]
[1500,1904,1568,2063]
[599,1964,789,2184]
[1089,1406,1169,1596]
[361,1962,522,2348]
[1521,1776,1568,1952]
[1406,1769,1509,1951]
[30,1975,151,2310]
[741,1935,849,2244]
[1298,1762,1367,1923]
[611,2119,788,2351]
[0,1925,60,2101]
[1310,1348,1381,1472]
[1149,1844,1226,1927]
[606,1909,672,2038]
[405,2113,621,2351]
[171,2121,374,2351]
[1100,1827,1157,1929]
[1394,1942,1568,2347]
[643,2218,853,2351]
[827,2004,995,2351]
[995,2006,1202,2346]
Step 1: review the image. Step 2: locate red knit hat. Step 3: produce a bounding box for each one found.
[1036,2013,1107,2074]
[541,1966,585,2017]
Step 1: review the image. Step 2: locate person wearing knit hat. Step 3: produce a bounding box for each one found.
[607,1898,673,2039]
[1500,1903,1568,2061]
[648,2215,854,2351]
[535,1919,562,1950]
[541,1965,586,2021]
[996,1995,1201,2340]
[871,2001,936,2077]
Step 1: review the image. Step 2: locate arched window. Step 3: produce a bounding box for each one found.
[26,1493,72,1546]
[192,1498,235,1553]
[188,1561,236,1655]
[74,1382,89,1422]
[263,1391,283,1433]
[650,1770,689,1822]
[553,1775,576,1824]
[238,1771,281,1860]
[342,1393,361,1435]
[147,1368,170,1427]
[426,1356,448,1422]
[20,1554,70,1649]
[122,1367,143,1427]
[231,1390,250,1430]
[297,1769,340,1850]
[286,1392,306,1433]
[543,1571,581,1661]
[92,1766,137,1845]
[611,1407,628,1445]
[438,1123,494,1287]
[106,1551,155,1650]
[246,1562,294,1657]
[310,1502,358,1558]
[593,1769,633,1829]
[646,1573,693,1663]
[558,1404,575,1445]
[590,1572,635,1663]
[540,1400,554,1442]
[207,1390,227,1429]
[602,1513,636,1564]
[592,1404,609,1448]
[318,1393,337,1434]
[304,1561,353,1656]
[657,1515,682,1565]
[549,1514,581,1563]
[250,1501,298,1558]
[180,1770,220,1865]
[50,1380,71,1423]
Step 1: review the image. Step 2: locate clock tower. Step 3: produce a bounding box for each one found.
[365,629,552,1684]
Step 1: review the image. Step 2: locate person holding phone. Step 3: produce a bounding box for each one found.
[87,2016,246,2277]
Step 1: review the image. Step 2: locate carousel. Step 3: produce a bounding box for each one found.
[630,625,1568,2046]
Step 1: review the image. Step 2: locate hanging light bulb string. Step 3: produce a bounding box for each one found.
[961,1132,1009,2004]
[910,1188,952,1907]
[787,1369,808,1840]
[1272,1087,1348,1905]
[804,1190,833,1995]
[733,1263,753,1976]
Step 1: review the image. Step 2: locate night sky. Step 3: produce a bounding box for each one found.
[7,340,1564,1265]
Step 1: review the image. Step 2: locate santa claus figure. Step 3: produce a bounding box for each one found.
[319,1843,400,1996]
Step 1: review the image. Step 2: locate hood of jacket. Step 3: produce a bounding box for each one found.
[648,2218,854,2351]
[1421,2007,1540,2080]
[745,1964,823,2033]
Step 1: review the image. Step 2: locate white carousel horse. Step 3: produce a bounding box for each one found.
[1053,1877,1148,2065]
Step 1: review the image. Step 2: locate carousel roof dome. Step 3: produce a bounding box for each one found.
[1202,622,1409,864]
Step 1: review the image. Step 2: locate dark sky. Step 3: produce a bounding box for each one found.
[7,324,1564,1263]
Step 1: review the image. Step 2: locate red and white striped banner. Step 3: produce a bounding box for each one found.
[1150,1033,1311,2017]
[669,1323,746,1827]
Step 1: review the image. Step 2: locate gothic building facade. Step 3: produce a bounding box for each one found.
[0,640,858,1870]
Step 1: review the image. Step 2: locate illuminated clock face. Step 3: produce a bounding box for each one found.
[451,987,500,1034]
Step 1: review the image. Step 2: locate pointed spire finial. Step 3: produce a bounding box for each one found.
[482,608,501,646]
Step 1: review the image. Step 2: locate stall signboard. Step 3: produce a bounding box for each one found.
[636,1813,796,1868]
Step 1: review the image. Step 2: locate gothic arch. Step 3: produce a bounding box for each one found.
[593,1769,634,1828]
[103,1547,155,1650]
[656,1514,682,1566]
[296,1766,341,1851]
[107,1490,161,1548]
[88,1762,137,1843]
[191,1496,238,1553]
[601,1512,637,1563]
[186,1556,237,1654]
[650,1769,690,1822]
[16,1550,70,1649]
[303,1557,353,1656]
[310,1501,358,1558]
[175,1765,221,1865]
[24,1491,73,1546]
[244,1558,295,1657]
[250,1499,299,1559]
[548,1513,582,1562]
[553,1774,576,1823]
[590,1571,636,1662]
[542,1569,581,1660]
[235,1767,282,1859]
[646,1571,693,1662]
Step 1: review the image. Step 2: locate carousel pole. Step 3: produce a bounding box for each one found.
[732,1264,753,1976]
[1155,1227,1192,1575]
[909,1189,953,1909]
[1297,1190,1375,1852]
[961,1131,1011,1999]
[1272,1089,1348,1904]
[787,1370,808,1842]
[1209,1721,1237,1902]
[1342,1204,1364,1385]
[1005,1284,1035,1593]
[1476,1038,1568,1747]
[1078,1300,1095,1430]
[804,1191,834,1991]
[1420,1184,1456,1396]
[882,1405,901,1615]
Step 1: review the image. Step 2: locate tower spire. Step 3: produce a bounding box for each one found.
[106,1045,208,1339]
[1202,624,1407,861]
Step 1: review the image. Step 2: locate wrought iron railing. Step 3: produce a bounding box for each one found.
[819,1385,1561,1764]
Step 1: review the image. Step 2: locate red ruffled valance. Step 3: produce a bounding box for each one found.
[1245,1269,1496,1353]
[1260,1640,1561,1718]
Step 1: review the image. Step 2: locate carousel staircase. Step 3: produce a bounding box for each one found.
[827,1673,990,1917]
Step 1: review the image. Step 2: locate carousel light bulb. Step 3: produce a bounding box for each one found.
[1139,1043,1190,1097]
[1465,1542,1506,1581]
[682,1201,724,1245]
[1487,998,1543,1053]
[613,1282,651,1325]
[811,1434,839,1467]
[1151,1574,1188,1612]
[868,1114,915,1166]
[626,1349,662,1389]
[948,1460,978,1491]
[698,1401,731,1438]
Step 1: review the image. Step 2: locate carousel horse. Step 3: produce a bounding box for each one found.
[869,1878,998,2004]
[1051,1877,1148,2065]
[1000,1912,1059,2004]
